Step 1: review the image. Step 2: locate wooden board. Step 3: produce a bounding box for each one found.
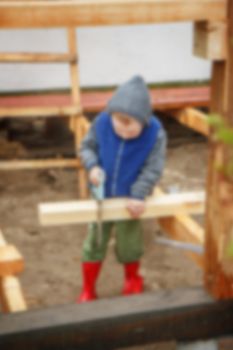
[0,287,232,349]
[0,1,226,28]
[155,188,204,268]
[0,105,81,118]
[171,108,210,136]
[0,229,27,313]
[39,191,205,226]
[159,215,204,267]
[0,276,27,313]
[0,230,7,247]
[0,86,210,113]
[0,52,76,63]
[0,159,81,171]
[0,245,24,277]
[194,21,227,61]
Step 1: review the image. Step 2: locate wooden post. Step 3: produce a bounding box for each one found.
[193,21,227,61]
[67,27,88,199]
[205,0,233,298]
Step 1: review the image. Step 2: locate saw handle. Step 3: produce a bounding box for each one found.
[89,168,105,201]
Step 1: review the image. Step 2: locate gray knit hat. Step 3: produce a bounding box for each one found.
[106,75,152,125]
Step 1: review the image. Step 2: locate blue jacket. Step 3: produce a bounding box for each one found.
[94,112,161,198]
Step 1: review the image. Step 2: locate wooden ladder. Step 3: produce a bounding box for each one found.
[0,28,88,198]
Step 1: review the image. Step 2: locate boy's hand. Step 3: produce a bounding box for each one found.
[126,199,145,218]
[89,166,103,186]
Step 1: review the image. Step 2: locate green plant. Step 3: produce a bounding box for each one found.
[208,114,233,180]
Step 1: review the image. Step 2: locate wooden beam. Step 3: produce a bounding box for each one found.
[0,159,81,171]
[39,191,205,226]
[158,215,204,267]
[0,245,24,277]
[170,108,210,136]
[0,230,7,247]
[0,288,233,349]
[0,105,81,118]
[0,86,211,112]
[194,21,227,60]
[0,229,27,313]
[155,188,204,268]
[0,52,77,63]
[205,0,233,299]
[0,276,27,313]
[0,1,226,28]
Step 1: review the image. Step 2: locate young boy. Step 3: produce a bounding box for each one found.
[78,75,166,303]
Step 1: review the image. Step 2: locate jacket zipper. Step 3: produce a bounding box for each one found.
[111,140,125,196]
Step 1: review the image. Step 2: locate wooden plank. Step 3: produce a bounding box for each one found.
[67,26,80,132]
[158,215,204,267]
[0,52,76,63]
[155,188,204,267]
[194,21,227,60]
[0,105,81,118]
[0,276,27,313]
[177,340,218,349]
[205,0,233,299]
[0,245,24,277]
[0,229,7,247]
[0,287,233,349]
[74,116,89,198]
[0,229,27,313]
[68,28,81,110]
[0,1,226,28]
[0,86,211,112]
[0,158,81,171]
[39,191,205,226]
[170,108,210,136]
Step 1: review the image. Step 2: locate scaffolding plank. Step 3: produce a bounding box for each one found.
[0,0,226,28]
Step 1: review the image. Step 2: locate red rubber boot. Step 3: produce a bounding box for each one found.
[122,261,144,295]
[77,261,102,303]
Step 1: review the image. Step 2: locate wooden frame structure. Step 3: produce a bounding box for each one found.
[0,0,233,348]
[0,26,88,197]
[0,1,226,27]
[30,0,232,298]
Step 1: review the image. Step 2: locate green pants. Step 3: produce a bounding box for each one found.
[82,220,143,263]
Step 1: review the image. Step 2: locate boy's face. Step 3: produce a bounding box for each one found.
[112,113,143,140]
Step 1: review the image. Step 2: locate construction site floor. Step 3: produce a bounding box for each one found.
[0,124,207,349]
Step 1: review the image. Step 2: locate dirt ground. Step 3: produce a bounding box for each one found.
[0,128,208,349]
